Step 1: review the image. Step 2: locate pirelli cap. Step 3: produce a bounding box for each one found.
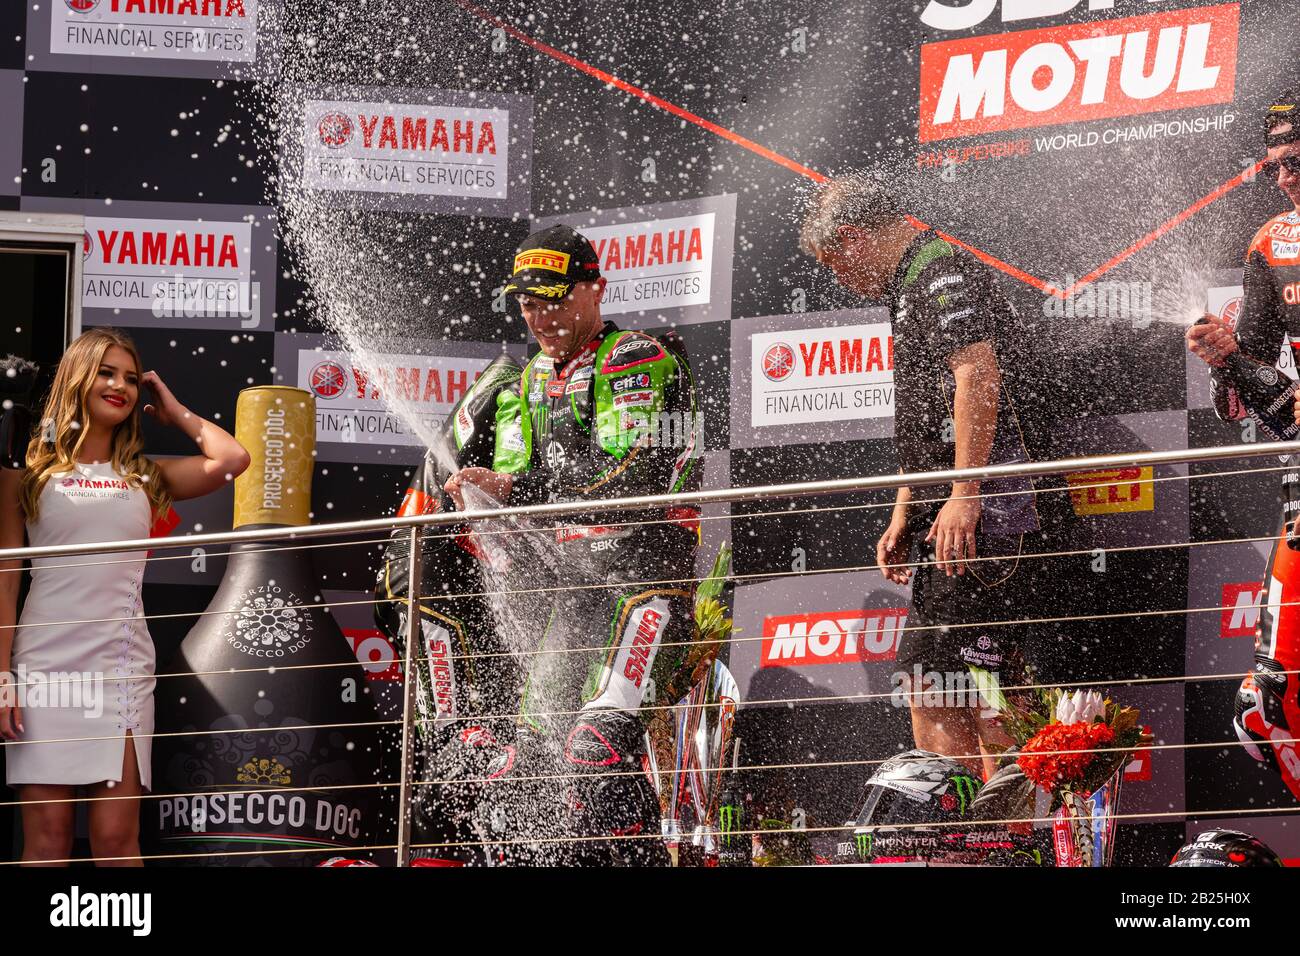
[1265,90,1300,147]
[503,224,601,301]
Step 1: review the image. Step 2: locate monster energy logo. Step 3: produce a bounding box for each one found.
[855,832,872,860]
[952,775,981,815]
[719,804,743,840]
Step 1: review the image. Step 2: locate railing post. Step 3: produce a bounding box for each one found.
[396,524,423,867]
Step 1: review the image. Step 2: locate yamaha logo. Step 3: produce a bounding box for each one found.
[317,112,354,149]
[761,342,794,382]
[309,361,347,399]
[65,0,99,12]
[82,230,94,261]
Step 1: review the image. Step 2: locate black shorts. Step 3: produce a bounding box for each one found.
[895,532,1084,684]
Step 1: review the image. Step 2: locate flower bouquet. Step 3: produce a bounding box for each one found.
[971,672,1153,867]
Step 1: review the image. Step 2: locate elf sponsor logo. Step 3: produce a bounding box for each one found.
[612,372,651,392]
[1220,582,1262,638]
[623,607,663,689]
[295,348,492,450]
[81,215,253,319]
[918,2,1239,143]
[1065,466,1154,515]
[51,0,258,63]
[761,608,908,668]
[751,323,895,428]
[564,212,715,315]
[342,627,401,682]
[302,98,508,200]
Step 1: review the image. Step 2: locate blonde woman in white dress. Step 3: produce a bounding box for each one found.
[0,327,249,866]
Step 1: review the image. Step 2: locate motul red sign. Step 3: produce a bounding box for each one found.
[919,3,1239,142]
[761,609,907,668]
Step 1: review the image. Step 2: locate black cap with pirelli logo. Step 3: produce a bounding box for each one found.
[1266,90,1300,148]
[503,224,602,300]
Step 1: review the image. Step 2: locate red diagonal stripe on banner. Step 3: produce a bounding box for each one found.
[454,0,1258,301]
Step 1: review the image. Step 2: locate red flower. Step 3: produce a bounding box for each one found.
[1017,721,1116,792]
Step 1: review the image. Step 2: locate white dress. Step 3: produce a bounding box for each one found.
[5,460,155,789]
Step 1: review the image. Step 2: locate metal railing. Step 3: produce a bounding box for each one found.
[0,437,1296,866]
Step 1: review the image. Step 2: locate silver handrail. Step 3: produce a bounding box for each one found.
[0,439,1293,562]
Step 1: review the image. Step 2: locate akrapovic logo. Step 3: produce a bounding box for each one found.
[918,1,1240,143]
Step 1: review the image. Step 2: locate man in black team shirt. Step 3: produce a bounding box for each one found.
[800,172,1078,778]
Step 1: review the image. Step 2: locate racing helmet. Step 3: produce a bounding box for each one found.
[1170,830,1283,867]
[841,750,985,863]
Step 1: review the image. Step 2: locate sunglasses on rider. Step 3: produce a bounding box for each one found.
[1262,155,1300,178]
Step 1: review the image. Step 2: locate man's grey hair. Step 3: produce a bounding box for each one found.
[799,170,903,257]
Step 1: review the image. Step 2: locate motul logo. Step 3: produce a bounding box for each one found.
[593,229,704,271]
[105,0,248,14]
[796,337,893,377]
[93,229,240,269]
[918,4,1239,143]
[623,608,662,688]
[355,115,497,155]
[761,609,907,668]
[1221,582,1262,638]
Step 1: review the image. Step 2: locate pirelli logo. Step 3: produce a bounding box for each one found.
[1066,467,1155,516]
[514,248,570,275]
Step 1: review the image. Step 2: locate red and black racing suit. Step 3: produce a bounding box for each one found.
[1209,210,1300,797]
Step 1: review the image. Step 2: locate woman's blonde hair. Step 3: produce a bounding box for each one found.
[20,327,170,521]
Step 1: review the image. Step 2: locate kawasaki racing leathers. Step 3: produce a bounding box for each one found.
[373,353,525,862]
[1206,210,1300,799]
[493,320,701,861]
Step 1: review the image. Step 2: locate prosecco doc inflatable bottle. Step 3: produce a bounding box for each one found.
[153,387,389,866]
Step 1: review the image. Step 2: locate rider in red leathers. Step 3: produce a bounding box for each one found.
[1187,91,1300,797]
